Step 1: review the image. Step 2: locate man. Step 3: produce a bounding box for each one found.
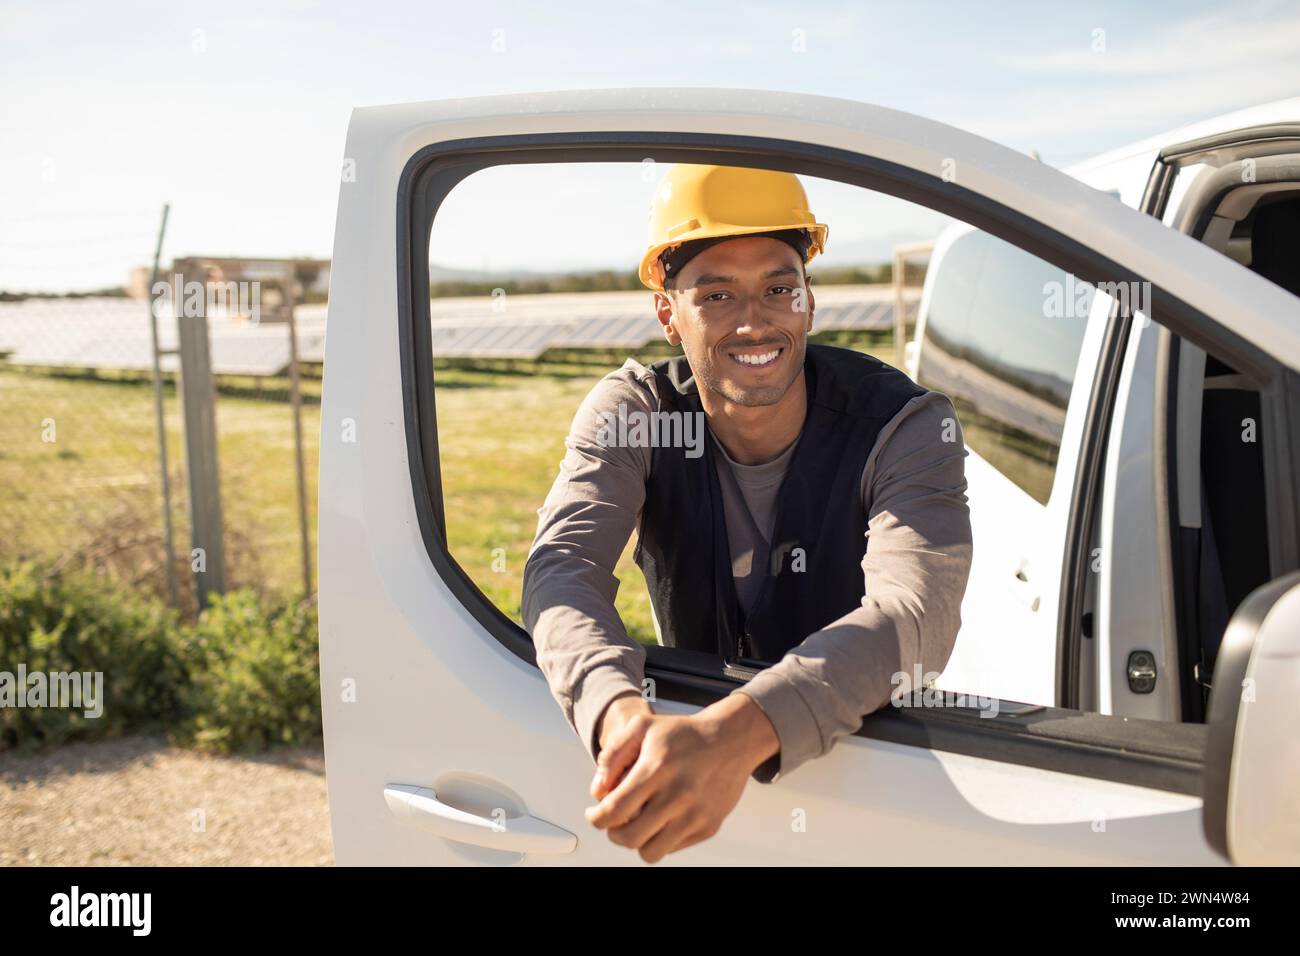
[522,163,972,863]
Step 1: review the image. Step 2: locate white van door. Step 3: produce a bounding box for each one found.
[320,89,1300,865]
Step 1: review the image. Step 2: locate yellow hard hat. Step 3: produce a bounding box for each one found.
[638,164,829,292]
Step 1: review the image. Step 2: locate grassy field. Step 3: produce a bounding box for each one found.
[0,367,319,602]
[0,363,656,634]
[1,332,891,637]
[434,365,657,642]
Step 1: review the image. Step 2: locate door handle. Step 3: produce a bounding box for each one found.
[384,784,578,855]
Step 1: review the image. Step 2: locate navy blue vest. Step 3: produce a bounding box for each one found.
[633,343,926,662]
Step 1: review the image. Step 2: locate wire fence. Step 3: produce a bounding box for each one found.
[0,294,319,617]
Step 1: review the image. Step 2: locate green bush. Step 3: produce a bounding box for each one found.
[173,589,321,753]
[0,561,188,750]
[0,561,321,754]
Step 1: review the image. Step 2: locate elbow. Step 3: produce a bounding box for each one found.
[520,549,546,633]
[924,545,972,677]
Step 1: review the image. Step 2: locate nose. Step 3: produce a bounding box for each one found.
[734,293,773,336]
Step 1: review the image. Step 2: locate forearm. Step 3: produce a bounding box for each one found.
[735,541,968,779]
[522,361,661,761]
[523,553,648,759]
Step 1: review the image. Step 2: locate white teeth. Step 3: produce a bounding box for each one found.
[734,349,780,366]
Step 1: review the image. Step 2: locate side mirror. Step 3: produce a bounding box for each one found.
[1203,570,1300,865]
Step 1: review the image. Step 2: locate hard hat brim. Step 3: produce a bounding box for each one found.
[639,222,829,292]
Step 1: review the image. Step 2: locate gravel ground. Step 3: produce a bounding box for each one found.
[0,736,333,866]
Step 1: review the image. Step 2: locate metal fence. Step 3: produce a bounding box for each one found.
[0,289,320,616]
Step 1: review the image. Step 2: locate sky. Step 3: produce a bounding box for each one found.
[2,0,1299,292]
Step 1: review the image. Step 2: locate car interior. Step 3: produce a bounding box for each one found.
[1168,181,1299,721]
[1074,158,1300,724]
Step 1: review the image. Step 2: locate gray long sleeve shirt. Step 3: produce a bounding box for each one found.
[521,357,972,782]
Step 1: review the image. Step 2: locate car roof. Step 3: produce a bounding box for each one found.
[1067,97,1300,176]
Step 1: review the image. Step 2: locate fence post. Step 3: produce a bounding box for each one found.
[283,268,313,598]
[145,204,179,608]
[891,241,934,371]
[175,260,226,608]
[892,247,907,368]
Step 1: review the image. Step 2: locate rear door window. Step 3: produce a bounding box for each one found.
[918,228,1094,503]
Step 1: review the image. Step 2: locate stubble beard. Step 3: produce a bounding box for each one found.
[689,336,807,408]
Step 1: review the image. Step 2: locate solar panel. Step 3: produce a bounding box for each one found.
[296,331,327,363]
[208,331,293,376]
[433,321,576,359]
[853,301,889,330]
[550,314,660,349]
[0,287,917,373]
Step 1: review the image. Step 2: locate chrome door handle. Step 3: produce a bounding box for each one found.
[384,784,577,855]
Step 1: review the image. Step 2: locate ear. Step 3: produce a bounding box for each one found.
[653,291,681,346]
[803,285,816,333]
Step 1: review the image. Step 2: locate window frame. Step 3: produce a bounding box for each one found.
[397,130,1296,797]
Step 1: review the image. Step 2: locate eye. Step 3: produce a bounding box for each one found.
[769,285,794,295]
[703,291,732,301]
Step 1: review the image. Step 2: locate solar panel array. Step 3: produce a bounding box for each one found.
[0,286,915,373]
[0,298,329,376]
[419,286,911,360]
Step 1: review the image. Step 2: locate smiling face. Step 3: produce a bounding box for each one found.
[655,235,815,408]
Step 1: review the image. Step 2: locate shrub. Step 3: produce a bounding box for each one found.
[173,589,321,753]
[0,561,321,754]
[0,561,188,750]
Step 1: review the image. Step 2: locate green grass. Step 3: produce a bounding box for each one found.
[0,369,182,560]
[0,364,652,635]
[0,367,319,600]
[433,366,657,642]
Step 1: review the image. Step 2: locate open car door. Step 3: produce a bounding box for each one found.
[319,89,1300,865]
